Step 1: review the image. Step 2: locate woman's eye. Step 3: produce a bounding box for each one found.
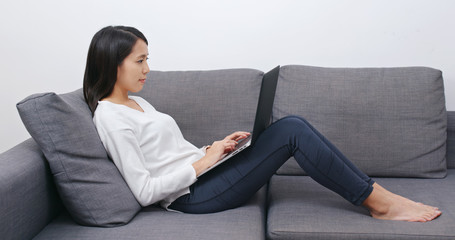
[138,58,149,63]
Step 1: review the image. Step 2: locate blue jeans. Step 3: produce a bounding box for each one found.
[168,115,375,214]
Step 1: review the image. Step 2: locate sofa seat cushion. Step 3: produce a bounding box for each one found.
[33,186,266,240]
[273,65,447,178]
[267,170,455,240]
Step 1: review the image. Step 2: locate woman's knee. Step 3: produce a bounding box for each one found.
[270,115,314,138]
[275,115,310,129]
[282,115,310,124]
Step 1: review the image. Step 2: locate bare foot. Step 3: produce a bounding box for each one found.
[362,183,442,222]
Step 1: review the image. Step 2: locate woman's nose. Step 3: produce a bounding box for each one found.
[144,62,150,74]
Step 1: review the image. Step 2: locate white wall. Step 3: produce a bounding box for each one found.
[1,0,454,153]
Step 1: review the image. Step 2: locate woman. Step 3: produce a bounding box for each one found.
[84,25,441,222]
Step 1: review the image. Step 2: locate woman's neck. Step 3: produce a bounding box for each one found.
[101,86,129,104]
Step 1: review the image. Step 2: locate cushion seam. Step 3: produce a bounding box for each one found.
[16,92,54,105]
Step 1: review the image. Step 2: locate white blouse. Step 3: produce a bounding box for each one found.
[92,95,206,209]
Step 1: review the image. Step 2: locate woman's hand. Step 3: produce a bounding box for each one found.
[192,131,250,176]
[224,131,251,142]
[209,131,250,157]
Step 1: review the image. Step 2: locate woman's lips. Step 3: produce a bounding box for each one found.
[139,79,146,84]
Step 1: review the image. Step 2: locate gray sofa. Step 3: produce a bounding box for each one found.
[1,65,454,240]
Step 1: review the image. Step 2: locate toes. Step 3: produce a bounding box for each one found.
[434,210,442,218]
[411,217,427,223]
[423,214,433,221]
[425,210,441,221]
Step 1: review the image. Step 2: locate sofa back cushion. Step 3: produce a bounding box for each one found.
[16,89,141,227]
[273,65,447,178]
[131,68,263,147]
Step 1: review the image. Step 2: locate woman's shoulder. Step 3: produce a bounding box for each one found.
[93,101,135,132]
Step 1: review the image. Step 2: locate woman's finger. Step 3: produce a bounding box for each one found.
[226,131,250,140]
[224,141,236,150]
[234,135,247,141]
[224,140,236,146]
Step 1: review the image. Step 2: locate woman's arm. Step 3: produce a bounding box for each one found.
[103,129,197,207]
[192,131,250,176]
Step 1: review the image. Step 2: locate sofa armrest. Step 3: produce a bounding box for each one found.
[0,138,63,240]
[447,111,455,169]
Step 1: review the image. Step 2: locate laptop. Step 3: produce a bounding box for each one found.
[198,65,280,176]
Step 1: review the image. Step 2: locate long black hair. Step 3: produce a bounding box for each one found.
[83,25,148,116]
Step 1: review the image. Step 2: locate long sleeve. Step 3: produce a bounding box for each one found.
[93,95,205,210]
[102,128,198,207]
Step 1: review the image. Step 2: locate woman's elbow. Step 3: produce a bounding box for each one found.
[135,194,152,207]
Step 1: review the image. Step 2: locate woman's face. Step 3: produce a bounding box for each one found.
[116,39,150,93]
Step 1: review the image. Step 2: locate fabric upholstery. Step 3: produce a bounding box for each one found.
[16,89,141,227]
[274,65,447,178]
[130,68,264,147]
[267,170,455,240]
[6,65,453,240]
[0,138,62,240]
[447,111,455,169]
[33,186,266,240]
